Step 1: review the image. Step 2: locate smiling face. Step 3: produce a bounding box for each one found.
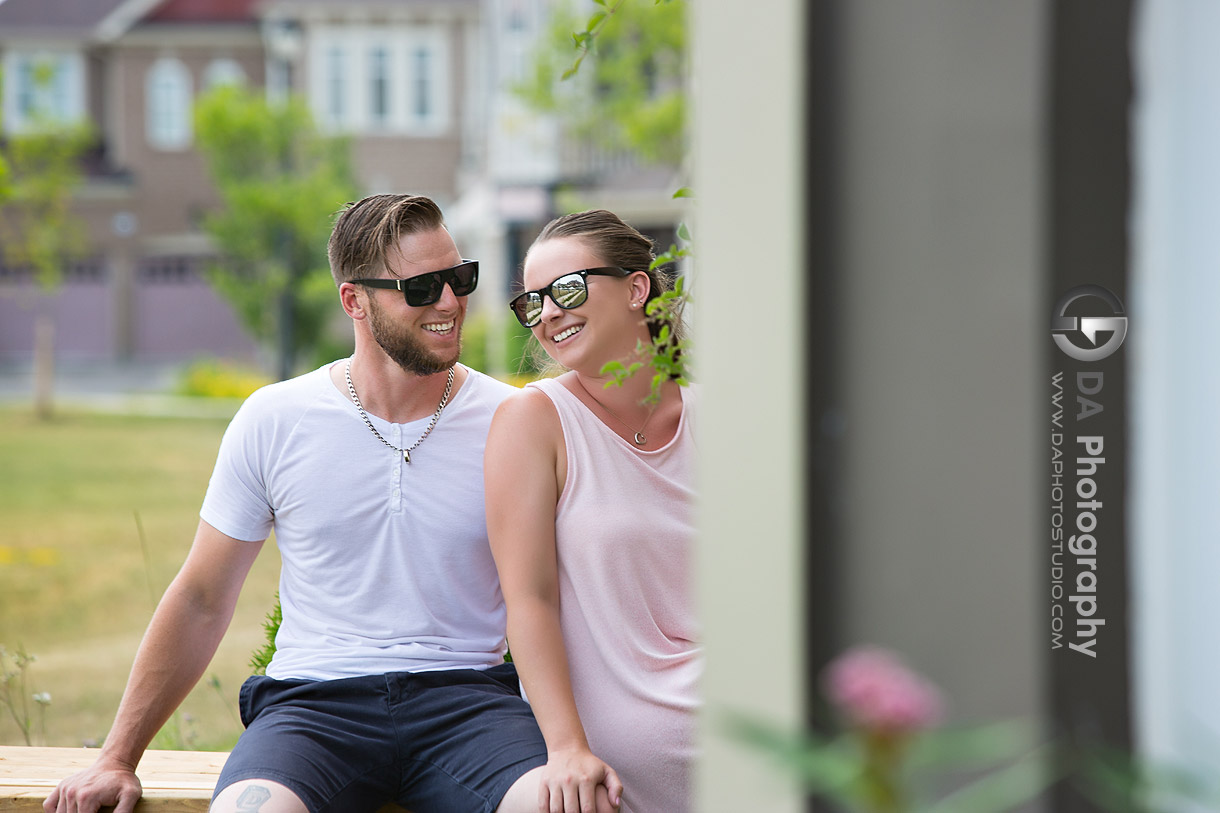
[522,236,649,372]
[362,226,466,375]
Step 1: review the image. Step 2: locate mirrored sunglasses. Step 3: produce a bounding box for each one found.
[352,260,479,307]
[508,267,632,328]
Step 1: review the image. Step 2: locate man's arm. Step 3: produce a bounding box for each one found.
[45,519,265,813]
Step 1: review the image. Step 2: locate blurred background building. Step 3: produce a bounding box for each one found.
[0,0,682,368]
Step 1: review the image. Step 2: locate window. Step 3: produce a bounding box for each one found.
[146,58,193,150]
[403,31,449,134]
[267,57,293,103]
[506,0,528,31]
[369,47,391,126]
[410,46,432,121]
[309,27,448,135]
[1,50,85,133]
[325,45,348,126]
[204,58,247,89]
[264,18,302,103]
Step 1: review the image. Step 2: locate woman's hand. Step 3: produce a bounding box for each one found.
[537,747,624,813]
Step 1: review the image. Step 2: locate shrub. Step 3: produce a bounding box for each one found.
[176,358,271,399]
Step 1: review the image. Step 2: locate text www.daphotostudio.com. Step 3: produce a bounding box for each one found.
[1049,285,1127,658]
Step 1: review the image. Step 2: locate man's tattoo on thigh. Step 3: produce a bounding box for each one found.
[236,784,273,811]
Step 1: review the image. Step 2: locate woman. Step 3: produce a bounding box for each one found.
[484,210,699,813]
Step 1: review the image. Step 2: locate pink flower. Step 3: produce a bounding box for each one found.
[822,646,944,734]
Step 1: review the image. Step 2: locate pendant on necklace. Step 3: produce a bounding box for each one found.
[634,432,647,445]
[404,450,412,464]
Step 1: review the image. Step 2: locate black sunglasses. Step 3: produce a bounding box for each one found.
[352,260,479,307]
[508,267,633,328]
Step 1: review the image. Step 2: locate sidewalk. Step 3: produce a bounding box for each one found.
[0,360,243,419]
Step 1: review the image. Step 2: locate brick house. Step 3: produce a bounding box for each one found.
[0,0,681,371]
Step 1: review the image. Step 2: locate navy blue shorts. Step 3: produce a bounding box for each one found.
[214,664,547,813]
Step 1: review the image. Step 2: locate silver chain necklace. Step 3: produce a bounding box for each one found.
[345,358,454,463]
[574,374,656,446]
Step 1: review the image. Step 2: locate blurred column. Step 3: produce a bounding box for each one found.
[476,211,509,378]
[693,1,807,811]
[110,211,139,361]
[1046,3,1133,807]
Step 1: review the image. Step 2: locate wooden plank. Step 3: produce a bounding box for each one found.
[0,746,223,811]
[0,747,408,812]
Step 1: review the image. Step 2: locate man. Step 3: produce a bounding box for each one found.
[45,194,622,813]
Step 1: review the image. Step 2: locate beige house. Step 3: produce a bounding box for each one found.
[0,0,484,365]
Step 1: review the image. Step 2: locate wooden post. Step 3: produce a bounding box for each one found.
[32,310,55,421]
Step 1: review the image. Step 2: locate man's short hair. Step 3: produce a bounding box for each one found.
[327,194,446,286]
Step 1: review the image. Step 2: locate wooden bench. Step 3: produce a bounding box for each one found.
[0,746,408,812]
[0,746,223,811]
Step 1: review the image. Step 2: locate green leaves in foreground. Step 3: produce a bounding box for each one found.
[0,644,51,746]
[249,593,282,676]
[722,710,1057,813]
[601,275,690,404]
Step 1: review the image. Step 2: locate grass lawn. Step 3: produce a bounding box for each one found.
[0,406,282,750]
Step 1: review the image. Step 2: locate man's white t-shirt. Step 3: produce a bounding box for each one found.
[200,362,516,681]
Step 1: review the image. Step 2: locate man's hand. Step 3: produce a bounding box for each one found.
[537,747,623,813]
[44,759,143,813]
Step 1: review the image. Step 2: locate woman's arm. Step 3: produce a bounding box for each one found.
[485,389,623,813]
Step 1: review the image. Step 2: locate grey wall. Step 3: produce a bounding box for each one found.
[837,0,1047,726]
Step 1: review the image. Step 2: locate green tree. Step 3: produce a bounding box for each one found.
[0,142,9,202]
[194,85,358,380]
[0,102,93,419]
[0,68,10,200]
[517,0,687,168]
[519,0,693,399]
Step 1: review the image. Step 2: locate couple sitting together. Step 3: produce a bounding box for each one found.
[45,193,699,813]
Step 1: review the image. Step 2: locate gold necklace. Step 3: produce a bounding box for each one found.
[574,375,656,446]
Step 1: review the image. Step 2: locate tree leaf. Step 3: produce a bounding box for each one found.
[562,54,586,81]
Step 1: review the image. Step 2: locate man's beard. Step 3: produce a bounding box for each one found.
[366,296,461,376]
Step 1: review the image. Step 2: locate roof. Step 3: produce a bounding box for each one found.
[0,0,257,41]
[0,0,127,35]
[143,0,260,23]
[0,0,478,38]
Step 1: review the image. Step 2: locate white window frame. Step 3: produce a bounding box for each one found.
[324,43,349,129]
[309,25,450,136]
[402,28,450,135]
[1,49,86,133]
[203,58,247,89]
[145,57,193,150]
[367,43,394,130]
[266,56,292,104]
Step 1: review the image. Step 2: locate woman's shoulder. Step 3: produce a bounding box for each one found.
[493,379,564,434]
